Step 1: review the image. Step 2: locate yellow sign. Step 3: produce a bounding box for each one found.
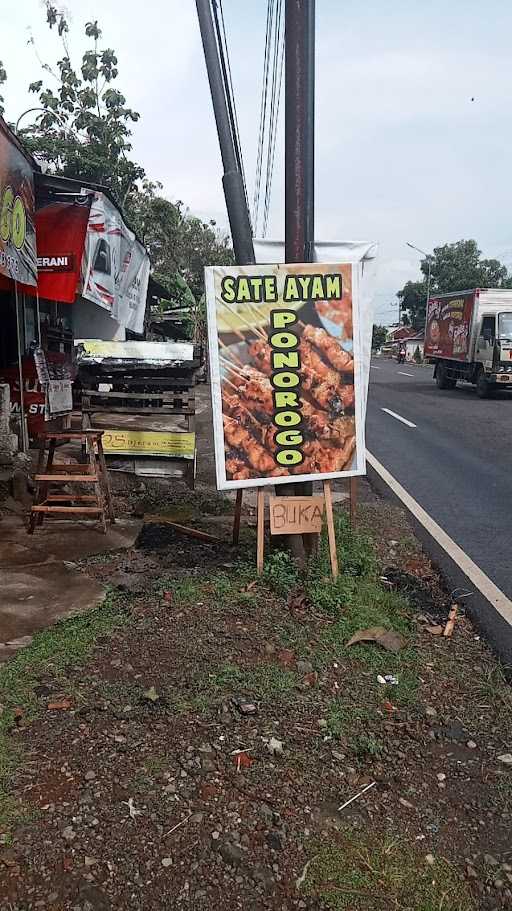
[102,430,195,459]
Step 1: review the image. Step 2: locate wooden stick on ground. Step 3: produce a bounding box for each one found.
[232,489,243,545]
[443,603,459,638]
[323,480,339,580]
[257,488,265,575]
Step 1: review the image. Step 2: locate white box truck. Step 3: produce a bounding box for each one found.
[424,289,512,397]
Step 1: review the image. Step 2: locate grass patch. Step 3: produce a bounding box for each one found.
[171,661,298,715]
[303,832,475,910]
[0,591,128,831]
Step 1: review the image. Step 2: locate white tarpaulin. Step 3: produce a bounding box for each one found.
[80,192,150,335]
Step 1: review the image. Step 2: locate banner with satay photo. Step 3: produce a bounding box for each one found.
[205,261,369,490]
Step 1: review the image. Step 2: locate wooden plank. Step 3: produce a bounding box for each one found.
[47,494,97,502]
[232,489,243,545]
[49,464,93,474]
[31,506,102,514]
[323,481,339,580]
[257,488,265,575]
[36,431,103,440]
[81,405,195,415]
[34,474,99,482]
[144,515,218,543]
[443,603,458,638]
[269,495,324,535]
[349,477,358,527]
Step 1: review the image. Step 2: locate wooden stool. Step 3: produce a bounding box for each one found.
[28,430,115,535]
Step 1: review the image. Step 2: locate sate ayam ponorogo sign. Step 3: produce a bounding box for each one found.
[206,261,367,490]
[0,118,37,286]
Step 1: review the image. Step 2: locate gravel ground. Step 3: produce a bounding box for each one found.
[0,480,511,911]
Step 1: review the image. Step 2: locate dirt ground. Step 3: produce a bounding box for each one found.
[0,390,512,911]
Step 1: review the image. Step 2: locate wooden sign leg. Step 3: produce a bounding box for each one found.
[232,489,243,545]
[257,488,265,575]
[323,481,339,580]
[349,477,358,527]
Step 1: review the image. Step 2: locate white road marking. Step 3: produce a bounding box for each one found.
[370,364,380,369]
[366,451,512,628]
[381,407,417,428]
[397,371,414,377]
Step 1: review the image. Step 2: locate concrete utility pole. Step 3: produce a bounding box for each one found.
[284,0,316,546]
[196,0,255,266]
[285,0,315,266]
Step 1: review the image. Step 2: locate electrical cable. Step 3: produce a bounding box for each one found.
[262,0,284,236]
[253,0,275,233]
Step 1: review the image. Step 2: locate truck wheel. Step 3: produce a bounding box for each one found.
[436,363,456,390]
[476,371,489,398]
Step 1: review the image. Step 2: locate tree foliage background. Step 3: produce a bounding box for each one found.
[2,2,233,324]
[398,240,512,329]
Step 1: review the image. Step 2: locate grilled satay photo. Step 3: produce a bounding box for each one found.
[315,298,353,337]
[222,414,287,477]
[302,324,354,374]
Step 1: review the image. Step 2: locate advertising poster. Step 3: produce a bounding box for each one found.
[80,191,150,334]
[424,291,475,361]
[206,262,366,490]
[0,118,37,286]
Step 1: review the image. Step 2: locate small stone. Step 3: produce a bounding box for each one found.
[190,812,204,824]
[466,740,477,750]
[85,771,96,781]
[84,857,97,867]
[494,878,504,889]
[332,750,345,761]
[399,797,414,809]
[425,854,435,866]
[266,831,283,851]
[161,857,172,868]
[296,659,314,676]
[219,843,243,866]
[436,773,446,782]
[466,864,478,879]
[317,719,328,730]
[425,707,437,718]
[498,753,512,765]
[163,782,176,794]
[484,854,499,867]
[62,826,76,841]
[212,831,220,840]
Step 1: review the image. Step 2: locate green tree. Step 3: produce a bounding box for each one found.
[398,240,512,329]
[0,60,6,116]
[424,239,510,293]
[371,324,388,350]
[397,280,427,330]
[125,180,234,302]
[17,3,143,205]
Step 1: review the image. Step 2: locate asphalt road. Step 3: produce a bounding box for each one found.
[366,358,512,599]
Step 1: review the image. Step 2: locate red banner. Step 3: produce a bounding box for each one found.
[23,199,91,303]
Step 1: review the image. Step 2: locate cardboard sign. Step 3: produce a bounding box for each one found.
[102,429,195,459]
[269,495,325,535]
[46,378,73,417]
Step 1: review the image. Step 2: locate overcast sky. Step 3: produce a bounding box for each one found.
[3,0,512,324]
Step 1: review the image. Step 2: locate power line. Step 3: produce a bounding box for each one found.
[253,0,275,233]
[262,0,284,236]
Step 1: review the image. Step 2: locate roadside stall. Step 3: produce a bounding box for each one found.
[0,143,151,443]
[76,339,201,487]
